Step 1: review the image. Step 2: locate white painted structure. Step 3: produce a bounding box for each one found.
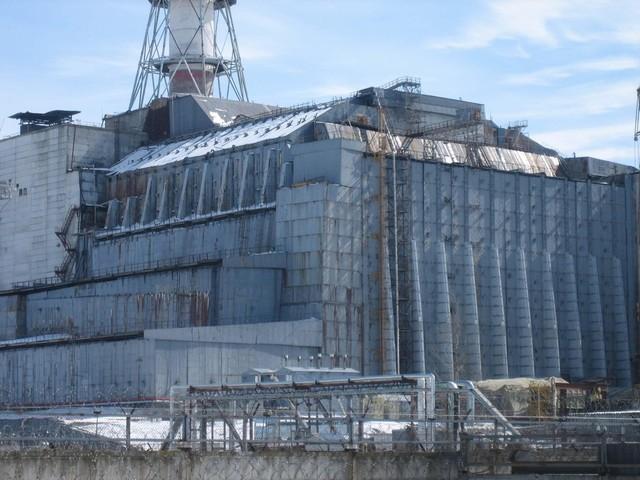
[168,0,216,95]
[0,126,143,290]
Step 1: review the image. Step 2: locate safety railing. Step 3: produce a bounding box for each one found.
[8,244,283,292]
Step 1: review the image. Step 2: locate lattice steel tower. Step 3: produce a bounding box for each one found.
[129,0,249,110]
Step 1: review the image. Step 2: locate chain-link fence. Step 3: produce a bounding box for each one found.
[2,408,640,457]
[1,375,640,474]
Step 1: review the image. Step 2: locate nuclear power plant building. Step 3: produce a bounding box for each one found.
[0,79,638,406]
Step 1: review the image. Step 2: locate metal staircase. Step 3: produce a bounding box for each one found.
[55,206,79,281]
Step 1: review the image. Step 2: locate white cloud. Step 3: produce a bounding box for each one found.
[558,25,640,47]
[430,0,640,50]
[50,45,140,78]
[499,80,637,120]
[534,123,631,153]
[614,30,640,45]
[288,83,360,101]
[430,0,579,49]
[531,122,638,164]
[585,146,636,163]
[239,43,277,62]
[505,56,640,86]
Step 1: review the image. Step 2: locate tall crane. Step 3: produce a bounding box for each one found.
[635,86,640,166]
[635,86,640,140]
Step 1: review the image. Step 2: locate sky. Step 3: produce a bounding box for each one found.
[0,0,638,164]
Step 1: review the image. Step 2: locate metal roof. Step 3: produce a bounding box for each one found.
[110,106,330,174]
[9,110,80,125]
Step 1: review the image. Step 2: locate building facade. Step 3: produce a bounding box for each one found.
[0,86,637,406]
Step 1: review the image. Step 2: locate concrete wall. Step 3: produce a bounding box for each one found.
[277,141,637,384]
[0,256,286,340]
[1,94,638,407]
[276,181,366,372]
[0,337,155,405]
[147,318,322,394]
[0,126,143,289]
[408,161,637,384]
[0,126,80,289]
[0,295,25,340]
[91,211,277,274]
[0,451,459,480]
[0,319,322,405]
[22,266,217,338]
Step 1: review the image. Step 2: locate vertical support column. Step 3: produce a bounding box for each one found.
[475,247,508,379]
[259,150,272,205]
[410,240,426,374]
[608,258,632,386]
[105,199,121,229]
[382,242,398,375]
[196,162,210,215]
[141,175,156,224]
[122,197,138,228]
[455,243,482,381]
[158,177,170,222]
[238,154,249,209]
[423,242,454,380]
[553,253,584,380]
[536,252,561,377]
[505,249,535,377]
[216,158,229,212]
[577,255,607,378]
[177,167,191,218]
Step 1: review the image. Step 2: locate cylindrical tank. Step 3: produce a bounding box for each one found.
[168,0,216,95]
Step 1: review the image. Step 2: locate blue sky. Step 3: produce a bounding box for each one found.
[0,0,638,164]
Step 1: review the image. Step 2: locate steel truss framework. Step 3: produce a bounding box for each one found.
[165,375,518,451]
[2,376,640,470]
[129,0,249,110]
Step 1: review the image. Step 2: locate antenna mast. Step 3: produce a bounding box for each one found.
[129,0,249,110]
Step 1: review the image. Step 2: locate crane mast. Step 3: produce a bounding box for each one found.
[635,86,640,142]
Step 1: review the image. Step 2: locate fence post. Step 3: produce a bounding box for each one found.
[126,415,131,449]
[200,417,207,452]
[600,431,608,475]
[347,396,354,449]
